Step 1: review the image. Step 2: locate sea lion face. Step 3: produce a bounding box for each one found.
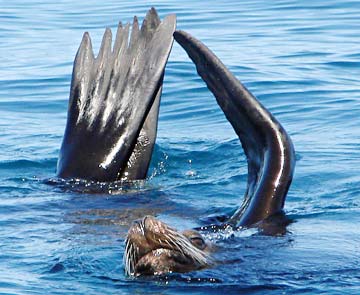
[124,216,212,276]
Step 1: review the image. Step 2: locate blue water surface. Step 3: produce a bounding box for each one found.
[1,0,360,294]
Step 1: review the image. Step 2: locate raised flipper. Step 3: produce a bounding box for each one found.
[57,9,176,182]
[174,30,295,227]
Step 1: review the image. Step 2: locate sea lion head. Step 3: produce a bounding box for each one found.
[124,215,212,276]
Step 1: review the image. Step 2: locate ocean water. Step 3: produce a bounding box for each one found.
[1,0,360,294]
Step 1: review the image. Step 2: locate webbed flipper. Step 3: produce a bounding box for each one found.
[174,30,295,227]
[57,9,176,182]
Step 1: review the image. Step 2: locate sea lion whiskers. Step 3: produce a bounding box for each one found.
[144,217,210,265]
[124,238,139,275]
[124,239,132,274]
[166,230,209,265]
[127,244,138,275]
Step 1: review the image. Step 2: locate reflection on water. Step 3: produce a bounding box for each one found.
[0,0,360,294]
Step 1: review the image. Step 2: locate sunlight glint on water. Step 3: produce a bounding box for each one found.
[0,1,360,294]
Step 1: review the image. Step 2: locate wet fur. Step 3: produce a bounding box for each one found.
[124,216,211,276]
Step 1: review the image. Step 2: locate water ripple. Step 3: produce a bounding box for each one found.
[0,0,360,294]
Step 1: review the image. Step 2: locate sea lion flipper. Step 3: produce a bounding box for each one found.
[121,84,163,180]
[57,9,176,182]
[67,32,95,124]
[174,30,295,227]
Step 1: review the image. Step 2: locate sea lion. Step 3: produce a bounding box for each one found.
[55,8,295,277]
[124,215,213,276]
[124,30,295,276]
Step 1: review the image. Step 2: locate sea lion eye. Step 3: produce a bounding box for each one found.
[189,236,206,250]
